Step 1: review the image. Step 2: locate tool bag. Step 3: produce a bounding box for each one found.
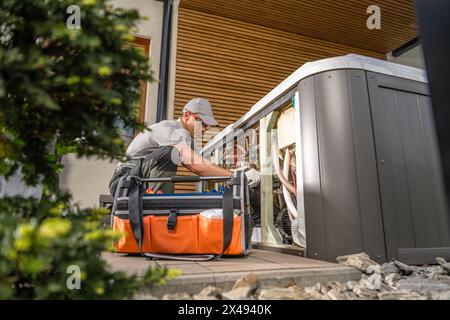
[111,166,252,258]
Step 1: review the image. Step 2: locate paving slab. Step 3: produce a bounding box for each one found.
[102,252,158,277]
[166,263,212,275]
[204,262,291,273]
[102,249,361,298]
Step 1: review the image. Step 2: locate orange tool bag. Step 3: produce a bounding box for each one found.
[111,169,253,260]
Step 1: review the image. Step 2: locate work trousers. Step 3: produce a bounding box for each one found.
[108,146,179,197]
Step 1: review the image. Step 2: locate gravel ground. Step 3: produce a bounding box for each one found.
[156,253,450,300]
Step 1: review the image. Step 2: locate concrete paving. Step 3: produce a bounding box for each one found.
[102,248,361,297]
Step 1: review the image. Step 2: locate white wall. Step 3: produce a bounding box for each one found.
[113,0,164,125]
[60,155,118,208]
[387,44,425,69]
[60,0,167,208]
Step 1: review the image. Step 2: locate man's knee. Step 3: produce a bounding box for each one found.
[109,180,118,197]
[109,166,131,197]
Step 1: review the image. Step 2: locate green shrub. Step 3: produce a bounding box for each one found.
[0,194,178,299]
[0,0,175,299]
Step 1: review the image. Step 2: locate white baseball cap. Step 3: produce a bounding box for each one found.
[182,98,219,126]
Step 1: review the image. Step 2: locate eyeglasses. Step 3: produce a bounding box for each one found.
[192,114,209,129]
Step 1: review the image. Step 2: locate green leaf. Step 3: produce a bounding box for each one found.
[66,76,81,85]
[28,85,61,110]
[97,66,112,77]
[0,77,5,98]
[0,135,14,158]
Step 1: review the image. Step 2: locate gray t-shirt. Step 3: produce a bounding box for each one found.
[125,118,192,158]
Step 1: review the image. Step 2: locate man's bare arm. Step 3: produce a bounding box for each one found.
[174,144,232,177]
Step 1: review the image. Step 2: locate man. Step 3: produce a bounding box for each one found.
[109,98,232,197]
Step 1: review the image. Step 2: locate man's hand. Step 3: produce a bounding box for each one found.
[244,168,261,188]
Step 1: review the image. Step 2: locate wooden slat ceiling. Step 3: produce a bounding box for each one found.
[174,8,385,133]
[180,0,418,54]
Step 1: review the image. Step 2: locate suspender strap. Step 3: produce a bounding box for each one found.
[222,184,234,253]
[127,159,144,252]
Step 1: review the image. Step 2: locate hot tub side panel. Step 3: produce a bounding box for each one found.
[367,72,450,262]
[298,69,386,263]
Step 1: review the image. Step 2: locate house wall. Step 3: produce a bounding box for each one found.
[60,0,169,208]
[387,44,425,69]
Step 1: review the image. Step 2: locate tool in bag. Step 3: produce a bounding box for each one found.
[111,164,253,260]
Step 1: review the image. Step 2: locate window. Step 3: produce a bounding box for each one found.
[118,35,150,145]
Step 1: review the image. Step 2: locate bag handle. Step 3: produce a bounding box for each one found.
[143,253,218,261]
[127,159,145,252]
[143,186,233,262]
[221,183,234,253]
